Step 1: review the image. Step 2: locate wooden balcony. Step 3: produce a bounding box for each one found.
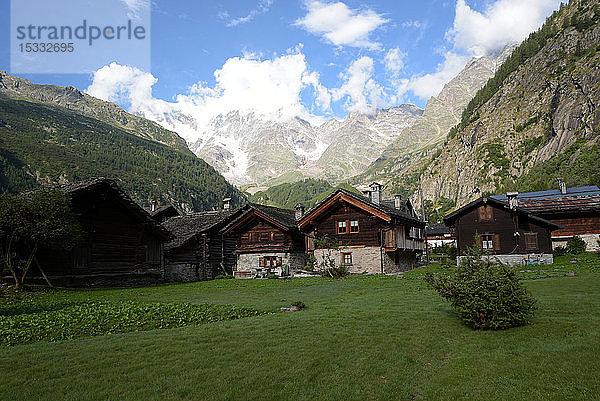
[384,228,424,252]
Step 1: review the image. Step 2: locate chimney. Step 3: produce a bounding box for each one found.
[369,182,381,205]
[295,203,305,221]
[394,195,402,209]
[506,192,518,209]
[223,197,231,210]
[558,178,567,195]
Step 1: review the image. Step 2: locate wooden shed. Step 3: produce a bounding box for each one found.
[30,178,172,287]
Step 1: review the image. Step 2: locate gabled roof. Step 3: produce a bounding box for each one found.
[426,225,453,236]
[444,196,563,230]
[164,209,242,250]
[59,177,172,240]
[298,188,424,229]
[221,203,299,234]
[491,186,600,214]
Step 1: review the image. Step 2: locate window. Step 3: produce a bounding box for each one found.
[341,252,352,265]
[337,221,347,234]
[260,256,281,268]
[480,234,499,250]
[479,205,493,221]
[350,220,359,233]
[524,232,538,250]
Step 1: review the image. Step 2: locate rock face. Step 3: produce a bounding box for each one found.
[0,72,189,153]
[171,105,422,186]
[352,45,516,196]
[420,0,600,206]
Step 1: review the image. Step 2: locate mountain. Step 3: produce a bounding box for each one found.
[313,105,423,183]
[142,104,422,186]
[0,85,244,211]
[0,71,189,153]
[420,0,600,206]
[350,45,516,197]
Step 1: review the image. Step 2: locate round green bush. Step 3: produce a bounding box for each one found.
[425,244,536,330]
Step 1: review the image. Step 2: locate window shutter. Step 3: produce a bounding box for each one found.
[258,257,265,267]
[276,257,282,267]
[493,234,501,250]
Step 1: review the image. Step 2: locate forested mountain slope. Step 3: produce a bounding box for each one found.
[0,96,244,211]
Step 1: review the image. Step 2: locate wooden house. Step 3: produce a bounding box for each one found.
[31,178,172,287]
[491,184,600,251]
[222,203,306,278]
[426,225,456,248]
[444,196,562,266]
[163,208,243,282]
[297,184,426,274]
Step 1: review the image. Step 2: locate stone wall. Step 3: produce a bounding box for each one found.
[164,263,203,282]
[457,253,554,267]
[237,252,306,277]
[313,247,419,274]
[552,234,600,252]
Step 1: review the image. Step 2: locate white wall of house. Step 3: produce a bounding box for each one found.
[236,252,306,277]
[457,253,554,267]
[552,234,600,252]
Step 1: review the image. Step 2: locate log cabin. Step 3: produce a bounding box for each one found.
[146,205,181,223]
[444,196,562,266]
[491,184,600,251]
[221,203,306,278]
[297,183,426,274]
[163,205,244,281]
[30,178,172,286]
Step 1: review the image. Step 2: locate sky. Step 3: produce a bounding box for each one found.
[0,0,562,127]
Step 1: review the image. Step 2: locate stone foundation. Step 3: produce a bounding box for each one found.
[314,247,418,274]
[164,263,204,282]
[457,253,554,267]
[236,252,307,277]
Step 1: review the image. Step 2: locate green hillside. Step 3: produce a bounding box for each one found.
[0,96,244,211]
[247,178,361,210]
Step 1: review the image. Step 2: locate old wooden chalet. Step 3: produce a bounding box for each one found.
[491,183,600,251]
[444,196,562,266]
[298,183,426,274]
[426,225,456,248]
[222,203,306,278]
[163,205,244,282]
[33,178,172,286]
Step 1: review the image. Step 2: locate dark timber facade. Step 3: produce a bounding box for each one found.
[445,196,562,266]
[30,178,172,287]
[222,204,306,278]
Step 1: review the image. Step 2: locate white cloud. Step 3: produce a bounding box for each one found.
[295,1,389,50]
[120,0,149,20]
[402,20,423,28]
[407,51,470,100]
[448,0,561,56]
[332,56,390,114]
[384,47,406,76]
[86,52,330,142]
[220,0,273,27]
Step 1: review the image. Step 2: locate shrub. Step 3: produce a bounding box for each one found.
[566,236,587,254]
[214,274,233,280]
[553,246,567,256]
[267,273,278,280]
[425,242,536,330]
[304,255,317,271]
[313,236,349,278]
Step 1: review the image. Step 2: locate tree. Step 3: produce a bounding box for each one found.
[313,236,348,278]
[0,189,83,290]
[425,238,536,330]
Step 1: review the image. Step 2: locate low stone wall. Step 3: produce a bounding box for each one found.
[552,234,600,252]
[237,252,306,277]
[457,253,554,267]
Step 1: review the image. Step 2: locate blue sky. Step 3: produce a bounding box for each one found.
[0,0,561,123]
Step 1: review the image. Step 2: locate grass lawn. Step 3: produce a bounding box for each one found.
[1,254,599,400]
